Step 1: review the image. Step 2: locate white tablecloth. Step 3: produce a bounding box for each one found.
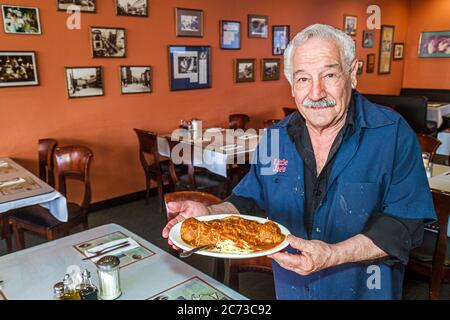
[436,131,450,157]
[428,164,450,237]
[157,136,255,178]
[0,191,68,222]
[427,103,450,128]
[0,223,246,300]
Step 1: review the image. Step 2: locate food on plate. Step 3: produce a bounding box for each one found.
[180,215,285,253]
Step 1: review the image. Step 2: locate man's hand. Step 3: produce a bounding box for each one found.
[162,201,209,250]
[268,235,335,276]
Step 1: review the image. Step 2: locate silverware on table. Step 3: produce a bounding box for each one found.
[179,244,214,258]
[82,242,130,261]
[86,240,129,254]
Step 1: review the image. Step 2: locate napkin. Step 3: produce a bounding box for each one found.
[0,161,8,167]
[85,237,140,262]
[0,177,26,188]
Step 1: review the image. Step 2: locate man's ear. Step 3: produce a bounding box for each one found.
[350,60,358,89]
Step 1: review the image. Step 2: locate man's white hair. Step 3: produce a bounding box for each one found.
[283,24,355,86]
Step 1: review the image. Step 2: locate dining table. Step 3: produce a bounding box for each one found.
[427,102,450,129]
[0,158,68,252]
[428,163,450,236]
[157,127,261,177]
[0,223,246,300]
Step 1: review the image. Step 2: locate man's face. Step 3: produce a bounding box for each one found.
[290,38,357,131]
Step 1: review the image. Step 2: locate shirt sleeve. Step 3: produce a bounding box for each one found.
[382,117,436,223]
[362,212,424,265]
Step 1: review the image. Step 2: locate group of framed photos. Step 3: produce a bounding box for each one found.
[56,0,148,16]
[234,58,281,83]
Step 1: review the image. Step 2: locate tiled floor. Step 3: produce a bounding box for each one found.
[0,196,448,300]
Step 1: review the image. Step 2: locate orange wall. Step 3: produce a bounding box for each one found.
[0,0,412,202]
[402,0,450,89]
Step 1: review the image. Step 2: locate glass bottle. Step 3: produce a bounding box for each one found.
[77,270,98,300]
[53,281,64,300]
[97,255,121,300]
[61,274,81,300]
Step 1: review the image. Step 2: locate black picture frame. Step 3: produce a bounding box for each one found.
[56,0,96,13]
[168,45,211,91]
[0,51,39,88]
[248,14,268,38]
[115,0,148,17]
[120,66,152,94]
[261,58,280,81]
[418,31,450,58]
[362,30,374,48]
[65,66,104,98]
[378,25,395,74]
[272,25,290,55]
[366,53,375,73]
[343,15,357,36]
[235,59,256,83]
[90,27,127,58]
[357,60,364,75]
[393,43,404,60]
[175,8,203,37]
[220,20,241,50]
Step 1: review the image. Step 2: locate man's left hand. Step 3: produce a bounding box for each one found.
[268,235,335,276]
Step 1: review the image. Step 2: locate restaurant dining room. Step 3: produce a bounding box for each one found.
[0,0,450,306]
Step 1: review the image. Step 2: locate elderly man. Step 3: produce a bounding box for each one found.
[162,24,436,300]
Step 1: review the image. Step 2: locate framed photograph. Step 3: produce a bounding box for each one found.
[220,20,240,50]
[168,45,211,91]
[261,58,280,81]
[393,43,404,60]
[120,66,152,94]
[418,31,450,58]
[57,0,96,13]
[90,27,126,58]
[344,15,357,36]
[115,0,148,17]
[234,59,255,83]
[362,30,374,48]
[357,60,364,75]
[378,25,395,74]
[0,51,39,88]
[175,8,203,37]
[65,67,104,98]
[248,15,268,38]
[1,5,41,34]
[366,53,375,73]
[272,25,290,55]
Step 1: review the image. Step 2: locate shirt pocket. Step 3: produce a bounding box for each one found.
[333,182,382,237]
[263,173,302,217]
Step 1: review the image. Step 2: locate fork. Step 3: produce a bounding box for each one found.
[179,244,214,258]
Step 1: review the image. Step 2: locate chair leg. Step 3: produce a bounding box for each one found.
[145,178,150,205]
[158,183,164,214]
[229,262,239,291]
[429,273,443,300]
[212,258,225,283]
[11,222,25,250]
[1,215,12,253]
[46,229,56,242]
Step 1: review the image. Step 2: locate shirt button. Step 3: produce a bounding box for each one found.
[294,187,299,192]
[316,227,321,233]
[315,189,322,196]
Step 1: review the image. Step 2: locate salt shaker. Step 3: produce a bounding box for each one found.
[96,255,121,300]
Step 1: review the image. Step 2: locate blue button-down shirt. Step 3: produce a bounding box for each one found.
[232,91,436,300]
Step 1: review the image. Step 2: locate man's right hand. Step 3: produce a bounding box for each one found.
[162,200,210,250]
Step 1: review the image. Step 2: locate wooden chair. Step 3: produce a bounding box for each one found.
[164,191,225,282]
[229,256,273,291]
[282,107,296,116]
[1,139,58,253]
[165,137,229,199]
[407,190,450,299]
[416,133,442,162]
[229,114,250,130]
[134,128,171,213]
[9,146,94,250]
[263,119,280,128]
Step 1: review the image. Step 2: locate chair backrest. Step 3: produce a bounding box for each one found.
[133,128,163,169]
[263,119,280,128]
[282,107,296,116]
[363,94,429,133]
[430,191,450,274]
[38,139,58,187]
[229,114,250,130]
[164,191,221,221]
[165,137,196,189]
[54,146,93,211]
[416,133,442,161]
[401,88,450,103]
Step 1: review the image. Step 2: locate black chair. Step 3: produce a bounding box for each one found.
[364,94,437,136]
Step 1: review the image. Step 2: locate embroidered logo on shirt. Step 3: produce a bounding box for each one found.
[272,159,288,173]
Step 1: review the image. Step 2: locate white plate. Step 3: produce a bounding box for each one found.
[168,214,291,259]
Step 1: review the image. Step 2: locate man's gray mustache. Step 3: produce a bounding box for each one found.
[303,98,337,108]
